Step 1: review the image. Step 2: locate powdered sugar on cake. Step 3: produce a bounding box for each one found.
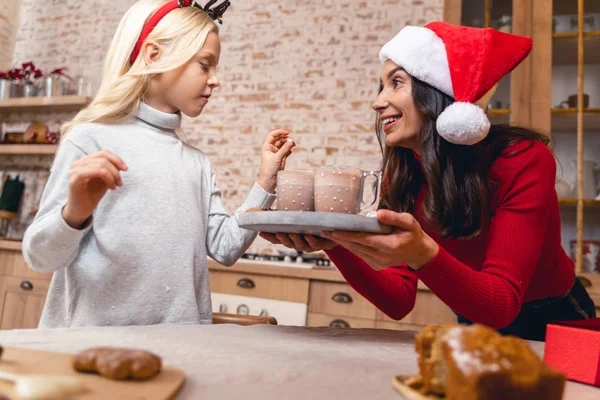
[443,326,512,374]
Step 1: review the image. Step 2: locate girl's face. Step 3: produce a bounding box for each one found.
[147,31,221,117]
[372,60,425,152]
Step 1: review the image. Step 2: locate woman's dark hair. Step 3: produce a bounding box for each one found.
[376,76,550,239]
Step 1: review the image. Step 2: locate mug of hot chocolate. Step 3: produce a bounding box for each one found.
[314,166,381,214]
[276,170,315,211]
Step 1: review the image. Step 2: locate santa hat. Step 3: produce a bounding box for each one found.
[379,21,533,145]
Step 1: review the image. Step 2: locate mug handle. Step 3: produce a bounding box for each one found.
[360,170,381,210]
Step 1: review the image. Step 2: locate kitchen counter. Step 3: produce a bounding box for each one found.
[210,259,600,301]
[208,258,438,291]
[0,324,598,399]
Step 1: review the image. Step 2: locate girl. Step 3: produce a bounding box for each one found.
[23,0,294,328]
[262,22,596,341]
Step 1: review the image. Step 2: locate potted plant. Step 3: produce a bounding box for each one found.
[41,67,69,97]
[7,67,24,98]
[20,62,43,97]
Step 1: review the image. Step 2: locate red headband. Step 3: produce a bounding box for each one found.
[130,0,230,64]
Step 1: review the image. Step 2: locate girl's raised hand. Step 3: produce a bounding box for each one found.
[62,150,128,229]
[257,129,295,193]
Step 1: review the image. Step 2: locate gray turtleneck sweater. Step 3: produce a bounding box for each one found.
[23,103,275,328]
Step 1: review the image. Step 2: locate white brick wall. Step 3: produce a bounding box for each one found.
[0,0,19,70]
[2,0,443,252]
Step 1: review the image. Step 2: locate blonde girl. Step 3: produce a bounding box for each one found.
[23,0,294,328]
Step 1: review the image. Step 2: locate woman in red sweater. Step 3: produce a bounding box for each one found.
[261,22,596,341]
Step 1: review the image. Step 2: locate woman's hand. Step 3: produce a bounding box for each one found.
[259,232,337,253]
[62,150,128,229]
[257,129,295,193]
[321,209,439,270]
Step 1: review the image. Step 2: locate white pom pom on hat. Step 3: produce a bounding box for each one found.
[436,102,491,145]
[379,21,533,145]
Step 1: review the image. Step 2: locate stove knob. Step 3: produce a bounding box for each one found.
[219,304,228,313]
[237,304,250,315]
[259,309,269,317]
[296,256,303,263]
[284,256,292,263]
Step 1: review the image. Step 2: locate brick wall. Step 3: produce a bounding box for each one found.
[2,0,443,253]
[0,0,19,70]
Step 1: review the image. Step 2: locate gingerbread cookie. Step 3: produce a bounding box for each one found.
[72,347,162,380]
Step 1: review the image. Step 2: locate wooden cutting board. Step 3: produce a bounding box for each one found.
[0,347,185,399]
[392,376,440,400]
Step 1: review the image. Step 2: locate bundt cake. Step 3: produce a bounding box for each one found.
[410,324,565,400]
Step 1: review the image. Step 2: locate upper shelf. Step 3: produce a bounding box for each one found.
[0,239,22,251]
[551,108,600,132]
[0,144,58,155]
[486,108,510,125]
[553,31,600,65]
[485,108,600,132]
[0,96,91,113]
[558,198,600,209]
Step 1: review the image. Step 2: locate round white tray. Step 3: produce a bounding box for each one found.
[238,211,392,235]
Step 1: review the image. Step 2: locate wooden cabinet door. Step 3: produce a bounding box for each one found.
[0,276,49,330]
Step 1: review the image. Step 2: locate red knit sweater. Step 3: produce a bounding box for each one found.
[325,140,575,329]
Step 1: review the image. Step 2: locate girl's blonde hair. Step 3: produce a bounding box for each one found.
[62,0,217,135]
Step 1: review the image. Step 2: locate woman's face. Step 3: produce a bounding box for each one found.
[372,60,425,152]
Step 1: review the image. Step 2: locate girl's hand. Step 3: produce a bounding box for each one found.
[259,232,337,253]
[321,209,439,270]
[62,150,128,229]
[257,129,295,193]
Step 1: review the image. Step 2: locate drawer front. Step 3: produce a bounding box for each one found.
[378,290,456,325]
[306,312,375,329]
[0,250,51,280]
[211,292,307,326]
[309,281,377,319]
[210,271,309,304]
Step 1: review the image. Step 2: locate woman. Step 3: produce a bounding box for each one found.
[261,21,596,341]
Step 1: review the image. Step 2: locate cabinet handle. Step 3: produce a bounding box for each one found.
[329,319,350,328]
[20,281,33,291]
[331,292,353,304]
[237,278,255,289]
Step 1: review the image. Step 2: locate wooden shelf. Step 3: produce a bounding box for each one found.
[0,144,58,155]
[0,96,90,113]
[553,31,600,65]
[551,108,600,132]
[0,239,22,251]
[558,198,600,208]
[486,108,510,125]
[486,108,510,115]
